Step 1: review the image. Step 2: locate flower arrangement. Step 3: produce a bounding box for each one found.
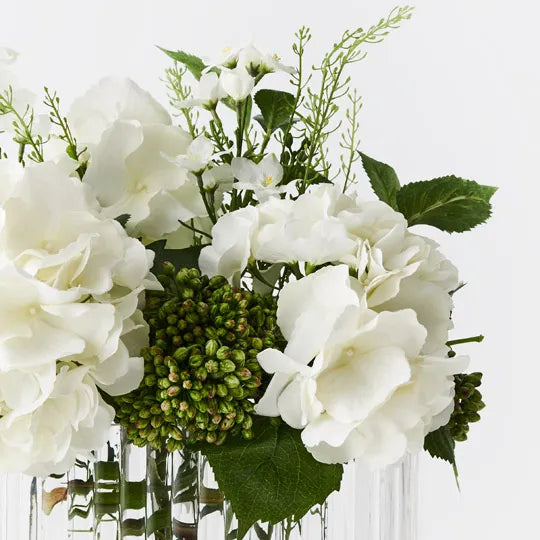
[0,5,494,537]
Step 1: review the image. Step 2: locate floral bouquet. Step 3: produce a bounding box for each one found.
[0,5,494,539]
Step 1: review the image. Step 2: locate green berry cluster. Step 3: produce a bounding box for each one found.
[114,264,284,451]
[448,372,485,442]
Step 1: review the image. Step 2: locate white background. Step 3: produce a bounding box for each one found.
[0,0,538,538]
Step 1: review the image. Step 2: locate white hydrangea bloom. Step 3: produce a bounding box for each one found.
[338,197,458,354]
[69,76,216,239]
[255,265,466,467]
[0,365,115,476]
[0,159,160,476]
[69,77,171,146]
[0,162,156,295]
[82,119,201,239]
[254,185,356,264]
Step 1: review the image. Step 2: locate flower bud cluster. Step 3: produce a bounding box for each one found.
[114,265,283,450]
[448,372,485,442]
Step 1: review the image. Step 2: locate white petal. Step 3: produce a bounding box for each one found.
[277,265,360,364]
[69,77,171,145]
[317,346,411,424]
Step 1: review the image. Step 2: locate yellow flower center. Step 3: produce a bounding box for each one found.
[41,240,54,252]
[264,175,274,187]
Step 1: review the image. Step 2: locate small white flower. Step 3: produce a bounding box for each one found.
[202,163,233,190]
[232,154,285,201]
[177,72,227,109]
[69,77,171,146]
[219,67,255,102]
[209,43,295,75]
[177,135,216,172]
[236,44,295,75]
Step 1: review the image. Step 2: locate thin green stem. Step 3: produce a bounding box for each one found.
[209,108,230,156]
[235,102,245,157]
[447,335,485,346]
[259,129,273,156]
[0,90,45,163]
[178,220,212,239]
[280,27,311,162]
[195,174,217,224]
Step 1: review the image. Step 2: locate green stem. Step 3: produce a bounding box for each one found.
[259,129,273,156]
[195,174,217,224]
[147,449,172,540]
[235,102,245,157]
[178,220,212,239]
[446,335,484,346]
[209,108,230,157]
[183,109,198,138]
[301,62,346,194]
[288,262,304,280]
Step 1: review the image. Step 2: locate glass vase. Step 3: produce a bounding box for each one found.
[0,426,417,540]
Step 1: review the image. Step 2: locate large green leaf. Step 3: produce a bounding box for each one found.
[254,89,296,133]
[159,47,206,80]
[396,176,497,232]
[146,240,205,274]
[359,152,401,209]
[200,417,343,539]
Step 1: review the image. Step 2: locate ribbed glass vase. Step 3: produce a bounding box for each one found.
[0,425,417,540]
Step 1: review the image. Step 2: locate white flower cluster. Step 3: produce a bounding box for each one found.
[0,159,158,476]
[0,39,470,473]
[69,77,232,241]
[200,185,465,466]
[178,44,294,107]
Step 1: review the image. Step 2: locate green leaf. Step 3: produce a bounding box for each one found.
[158,47,206,80]
[254,89,296,133]
[147,240,205,274]
[424,426,455,463]
[396,176,497,232]
[359,153,401,209]
[114,214,131,228]
[424,425,460,486]
[200,417,343,539]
